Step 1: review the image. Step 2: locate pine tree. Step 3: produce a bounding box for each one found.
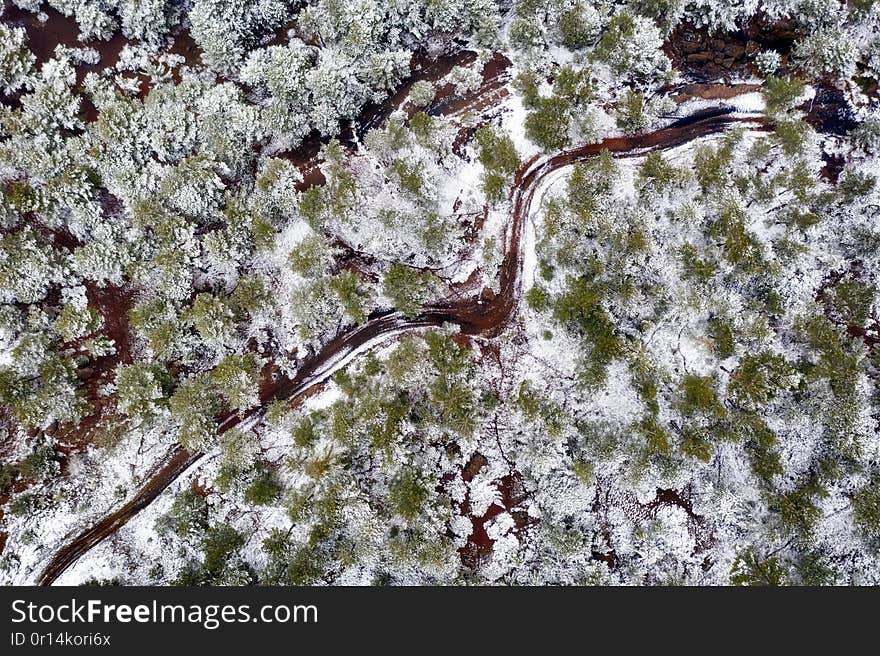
[211,353,261,413]
[524,96,571,152]
[115,362,172,426]
[382,264,434,317]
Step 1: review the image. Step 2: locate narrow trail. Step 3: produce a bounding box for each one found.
[37,106,765,586]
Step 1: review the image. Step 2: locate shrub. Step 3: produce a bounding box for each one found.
[679,244,717,284]
[730,548,788,585]
[18,444,59,482]
[728,352,792,408]
[512,71,540,108]
[0,462,17,495]
[329,270,368,324]
[763,75,805,115]
[680,425,713,462]
[741,415,783,485]
[408,80,435,107]
[389,468,428,521]
[777,485,823,539]
[639,151,683,193]
[772,119,810,157]
[475,126,520,175]
[158,489,208,539]
[382,264,434,318]
[707,316,735,359]
[525,96,571,151]
[615,90,647,135]
[679,375,724,416]
[202,524,244,575]
[245,469,284,505]
[559,2,600,48]
[828,280,875,328]
[476,126,520,201]
[852,473,880,538]
[553,65,592,106]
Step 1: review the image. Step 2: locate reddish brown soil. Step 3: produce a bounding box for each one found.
[664,14,801,81]
[2,3,127,74]
[644,487,702,522]
[1,3,204,118]
[801,83,858,137]
[672,83,762,104]
[458,468,534,570]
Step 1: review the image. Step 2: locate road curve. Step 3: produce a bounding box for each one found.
[37,106,765,585]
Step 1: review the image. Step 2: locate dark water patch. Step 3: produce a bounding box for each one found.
[820,152,846,184]
[801,83,857,137]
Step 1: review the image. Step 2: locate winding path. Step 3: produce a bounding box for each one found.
[37,106,764,585]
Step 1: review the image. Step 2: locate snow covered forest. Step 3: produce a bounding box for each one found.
[1,0,880,585]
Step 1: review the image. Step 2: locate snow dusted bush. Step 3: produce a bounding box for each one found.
[593,12,670,84]
[448,63,482,96]
[680,0,759,31]
[755,49,782,75]
[408,79,436,107]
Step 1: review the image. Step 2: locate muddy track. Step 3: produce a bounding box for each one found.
[37,106,765,586]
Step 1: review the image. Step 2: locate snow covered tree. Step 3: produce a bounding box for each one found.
[793,29,858,80]
[525,96,571,151]
[0,335,86,429]
[558,1,602,49]
[187,293,236,349]
[852,473,880,539]
[170,374,223,451]
[0,23,34,94]
[329,270,369,324]
[730,548,789,586]
[409,79,436,107]
[189,0,293,73]
[592,12,670,84]
[0,229,61,305]
[115,362,172,427]
[211,353,261,414]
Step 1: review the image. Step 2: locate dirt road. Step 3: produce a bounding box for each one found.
[37,106,764,585]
